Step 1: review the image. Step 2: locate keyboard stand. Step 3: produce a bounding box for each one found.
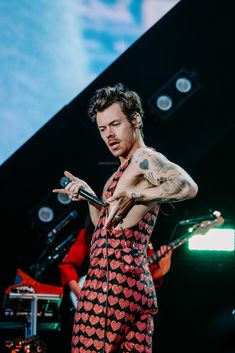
[8,292,62,338]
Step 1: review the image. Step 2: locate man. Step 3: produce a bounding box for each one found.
[53,83,198,353]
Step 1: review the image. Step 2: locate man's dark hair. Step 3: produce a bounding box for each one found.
[88,83,144,135]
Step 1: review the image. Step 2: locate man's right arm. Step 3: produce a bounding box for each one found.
[87,202,102,227]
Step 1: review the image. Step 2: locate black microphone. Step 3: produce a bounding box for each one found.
[178,210,221,226]
[60,176,106,208]
[47,210,78,239]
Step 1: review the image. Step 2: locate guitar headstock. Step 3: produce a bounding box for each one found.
[191,215,224,235]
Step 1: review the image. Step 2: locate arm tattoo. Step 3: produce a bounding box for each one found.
[159,177,191,201]
[131,192,145,202]
[139,159,149,170]
[150,156,173,174]
[138,152,172,174]
[135,149,194,202]
[147,173,167,185]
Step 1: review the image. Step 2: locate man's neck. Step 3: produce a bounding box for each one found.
[119,137,145,165]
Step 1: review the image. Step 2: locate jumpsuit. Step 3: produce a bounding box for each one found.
[71,158,159,353]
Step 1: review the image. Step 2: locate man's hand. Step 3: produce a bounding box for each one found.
[53,170,96,201]
[104,190,139,228]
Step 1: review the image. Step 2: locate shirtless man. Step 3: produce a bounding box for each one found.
[53,83,198,353]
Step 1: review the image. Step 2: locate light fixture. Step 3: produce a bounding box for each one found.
[57,193,71,205]
[175,77,192,93]
[188,228,235,251]
[37,206,54,223]
[148,68,200,121]
[156,95,173,111]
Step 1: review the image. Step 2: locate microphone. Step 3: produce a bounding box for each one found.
[178,210,221,226]
[47,210,78,240]
[60,176,106,208]
[48,233,76,261]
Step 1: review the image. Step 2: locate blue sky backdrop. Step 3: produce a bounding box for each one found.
[0,0,179,165]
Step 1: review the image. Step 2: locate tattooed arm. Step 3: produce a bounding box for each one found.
[104,147,198,228]
[131,148,198,203]
[107,148,198,207]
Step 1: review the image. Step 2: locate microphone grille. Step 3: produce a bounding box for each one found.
[60,176,71,188]
[70,210,78,218]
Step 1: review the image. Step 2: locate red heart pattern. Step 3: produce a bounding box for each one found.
[71,158,159,352]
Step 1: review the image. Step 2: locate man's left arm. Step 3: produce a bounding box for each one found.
[105,149,198,227]
[131,149,198,203]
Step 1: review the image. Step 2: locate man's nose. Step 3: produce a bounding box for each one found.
[106,127,114,138]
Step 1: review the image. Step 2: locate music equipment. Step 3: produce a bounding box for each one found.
[70,215,224,308]
[4,335,47,353]
[60,176,107,208]
[148,214,224,264]
[1,268,63,337]
[178,209,221,225]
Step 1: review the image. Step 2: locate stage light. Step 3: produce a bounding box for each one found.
[188,228,235,251]
[175,77,192,93]
[28,186,77,235]
[148,68,200,121]
[57,193,71,205]
[38,206,54,223]
[156,95,173,111]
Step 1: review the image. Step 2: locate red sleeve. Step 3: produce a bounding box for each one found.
[58,228,90,287]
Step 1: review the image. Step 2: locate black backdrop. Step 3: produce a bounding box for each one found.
[0,0,235,352]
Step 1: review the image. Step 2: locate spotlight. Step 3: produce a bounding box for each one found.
[188,228,235,251]
[156,95,173,111]
[28,177,81,236]
[57,193,71,205]
[175,77,192,93]
[38,206,54,223]
[148,68,200,121]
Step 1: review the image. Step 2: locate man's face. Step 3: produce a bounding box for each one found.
[96,102,137,158]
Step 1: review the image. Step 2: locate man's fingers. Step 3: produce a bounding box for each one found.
[107,195,117,203]
[105,209,117,228]
[64,170,78,181]
[52,188,68,194]
[107,190,125,203]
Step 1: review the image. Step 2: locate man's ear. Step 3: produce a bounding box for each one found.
[133,113,142,128]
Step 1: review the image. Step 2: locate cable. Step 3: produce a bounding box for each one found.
[159,202,176,217]
[168,222,182,243]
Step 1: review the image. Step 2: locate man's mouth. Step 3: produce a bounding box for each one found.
[109,141,119,150]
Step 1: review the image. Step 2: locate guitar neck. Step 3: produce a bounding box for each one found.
[148,231,193,264]
[148,216,224,264]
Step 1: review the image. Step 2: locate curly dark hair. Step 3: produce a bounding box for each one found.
[88,83,144,136]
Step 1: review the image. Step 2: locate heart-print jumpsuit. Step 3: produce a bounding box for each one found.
[71,158,159,353]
